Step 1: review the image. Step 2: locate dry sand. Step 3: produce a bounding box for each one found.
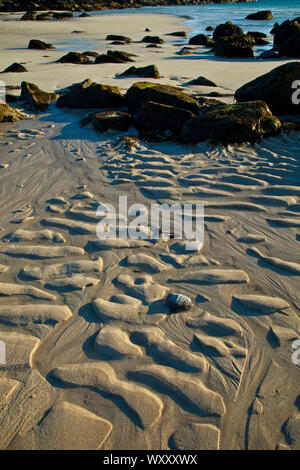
[0,12,299,451]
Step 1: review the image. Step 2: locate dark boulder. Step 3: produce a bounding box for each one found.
[177,47,193,55]
[36,12,53,21]
[2,62,27,73]
[20,11,35,21]
[213,22,244,42]
[106,35,131,42]
[107,50,136,62]
[125,82,200,116]
[166,31,187,37]
[214,35,254,58]
[246,10,273,21]
[82,51,99,58]
[247,31,267,39]
[56,81,125,109]
[277,31,300,58]
[258,49,279,59]
[136,101,195,136]
[94,50,135,64]
[79,12,90,17]
[0,103,26,122]
[81,110,131,132]
[182,101,281,145]
[206,26,214,32]
[142,36,164,44]
[145,44,161,49]
[118,64,160,79]
[235,62,300,115]
[273,19,300,57]
[20,81,56,111]
[53,12,74,20]
[28,39,55,50]
[188,34,214,47]
[58,52,92,64]
[190,76,217,87]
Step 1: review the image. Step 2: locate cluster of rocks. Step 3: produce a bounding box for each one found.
[20,10,74,21]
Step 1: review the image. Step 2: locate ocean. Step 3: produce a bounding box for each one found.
[93,0,300,40]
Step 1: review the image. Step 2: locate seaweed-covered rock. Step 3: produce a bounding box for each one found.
[2,62,27,73]
[20,81,56,111]
[136,101,195,136]
[188,34,214,47]
[118,64,160,79]
[81,110,131,132]
[182,101,281,145]
[142,36,164,44]
[58,52,92,64]
[56,81,125,109]
[246,10,273,21]
[0,103,26,123]
[28,39,55,50]
[126,82,199,116]
[235,62,300,114]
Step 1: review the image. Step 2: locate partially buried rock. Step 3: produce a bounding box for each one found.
[58,52,92,64]
[182,101,281,145]
[56,81,125,109]
[79,12,90,17]
[258,49,279,59]
[2,63,27,73]
[106,34,131,43]
[0,103,26,123]
[20,81,57,111]
[189,34,214,46]
[126,81,200,116]
[28,39,55,50]
[178,47,193,55]
[235,62,300,115]
[94,50,135,64]
[81,110,131,132]
[136,101,195,136]
[118,64,160,79]
[21,11,35,21]
[142,36,164,44]
[190,76,217,87]
[246,10,273,21]
[167,293,192,313]
[167,31,187,37]
[53,12,74,20]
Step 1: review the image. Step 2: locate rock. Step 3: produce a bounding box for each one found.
[246,10,274,21]
[182,101,281,145]
[53,12,73,20]
[107,50,136,62]
[36,12,53,21]
[80,110,131,132]
[167,293,192,313]
[0,103,26,123]
[142,36,164,44]
[253,37,269,46]
[258,49,279,59]
[214,35,254,58]
[247,31,267,39]
[189,34,214,46]
[273,19,300,57]
[2,62,27,73]
[206,26,214,31]
[126,81,200,116]
[79,12,90,17]
[178,47,193,55]
[82,51,99,57]
[136,101,195,136]
[20,81,56,111]
[118,64,160,79]
[213,21,244,42]
[235,62,300,114]
[20,11,35,21]
[28,39,55,50]
[56,81,125,109]
[58,52,92,64]
[167,31,187,37]
[190,76,217,87]
[106,34,131,42]
[145,44,161,49]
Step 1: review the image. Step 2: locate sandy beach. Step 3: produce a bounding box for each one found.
[0,11,299,451]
